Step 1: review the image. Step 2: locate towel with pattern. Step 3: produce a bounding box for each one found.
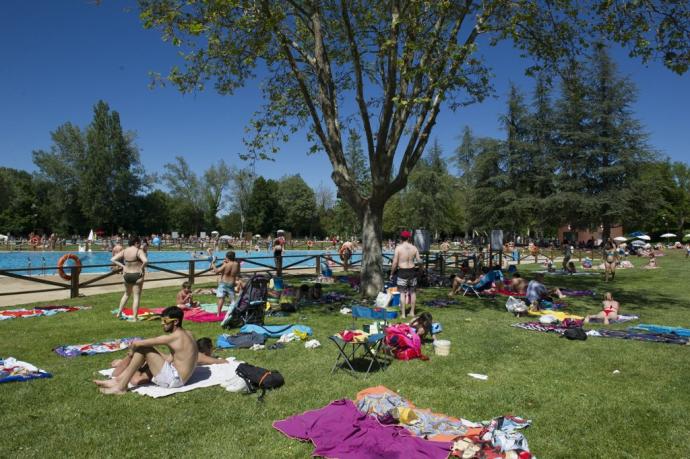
[54,337,142,357]
[0,305,90,320]
[0,357,52,383]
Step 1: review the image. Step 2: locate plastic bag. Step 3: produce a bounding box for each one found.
[505,296,527,313]
[375,291,392,308]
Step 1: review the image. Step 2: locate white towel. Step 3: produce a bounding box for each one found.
[98,357,244,398]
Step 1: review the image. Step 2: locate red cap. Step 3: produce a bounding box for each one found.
[400,230,411,239]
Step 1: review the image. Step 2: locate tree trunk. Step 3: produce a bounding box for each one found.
[360,201,384,297]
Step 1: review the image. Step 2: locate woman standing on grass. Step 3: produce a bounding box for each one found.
[602,240,618,282]
[111,237,148,321]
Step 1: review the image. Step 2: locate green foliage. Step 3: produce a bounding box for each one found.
[0,168,37,234]
[277,175,318,237]
[31,101,148,235]
[245,177,285,236]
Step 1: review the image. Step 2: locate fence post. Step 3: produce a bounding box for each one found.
[70,266,80,298]
[188,261,195,286]
[315,255,321,276]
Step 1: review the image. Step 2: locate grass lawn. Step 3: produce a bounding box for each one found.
[1,251,689,458]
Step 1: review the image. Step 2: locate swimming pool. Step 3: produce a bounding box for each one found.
[0,250,368,276]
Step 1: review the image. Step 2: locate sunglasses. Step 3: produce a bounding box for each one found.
[161,317,178,324]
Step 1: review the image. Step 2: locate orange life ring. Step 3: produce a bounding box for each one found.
[57,254,82,281]
[30,236,40,246]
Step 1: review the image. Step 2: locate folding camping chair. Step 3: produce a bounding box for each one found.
[329,306,393,378]
[461,269,504,297]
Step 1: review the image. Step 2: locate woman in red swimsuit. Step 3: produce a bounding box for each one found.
[584,292,619,325]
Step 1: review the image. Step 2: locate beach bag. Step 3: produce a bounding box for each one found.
[235,363,284,401]
[562,327,587,341]
[384,324,423,360]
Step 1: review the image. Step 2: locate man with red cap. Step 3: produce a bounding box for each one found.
[390,230,421,318]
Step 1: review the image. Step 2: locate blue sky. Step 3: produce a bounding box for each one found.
[1,1,688,192]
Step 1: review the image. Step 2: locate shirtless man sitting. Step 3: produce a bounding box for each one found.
[390,230,421,319]
[212,251,241,316]
[509,272,528,295]
[94,306,197,395]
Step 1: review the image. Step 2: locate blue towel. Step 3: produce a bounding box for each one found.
[631,324,690,337]
[239,323,313,337]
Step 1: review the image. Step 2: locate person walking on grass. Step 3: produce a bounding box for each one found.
[111,237,147,321]
[390,230,421,319]
[212,251,240,316]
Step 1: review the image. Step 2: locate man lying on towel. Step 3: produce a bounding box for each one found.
[94,306,197,395]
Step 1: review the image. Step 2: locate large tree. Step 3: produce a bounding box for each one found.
[277,174,318,237]
[139,0,689,295]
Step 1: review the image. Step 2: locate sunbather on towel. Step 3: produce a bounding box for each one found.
[584,292,620,325]
[94,306,198,395]
[110,336,225,373]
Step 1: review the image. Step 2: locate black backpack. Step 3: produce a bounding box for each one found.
[562,327,588,341]
[235,363,284,401]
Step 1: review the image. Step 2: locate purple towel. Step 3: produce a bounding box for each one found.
[274,399,452,459]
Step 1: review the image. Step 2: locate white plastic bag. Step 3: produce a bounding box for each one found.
[505,296,527,313]
[375,292,391,308]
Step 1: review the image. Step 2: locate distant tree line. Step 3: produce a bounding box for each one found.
[1,50,688,240]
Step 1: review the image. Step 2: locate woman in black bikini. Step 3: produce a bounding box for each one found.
[111,237,148,321]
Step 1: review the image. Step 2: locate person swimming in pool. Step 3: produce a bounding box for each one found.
[111,237,148,321]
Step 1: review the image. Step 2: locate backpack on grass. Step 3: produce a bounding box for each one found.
[562,327,587,341]
[235,363,284,401]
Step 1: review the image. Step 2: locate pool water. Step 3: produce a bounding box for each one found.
[0,250,367,276]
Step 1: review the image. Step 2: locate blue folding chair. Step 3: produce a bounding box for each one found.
[462,269,504,297]
[329,306,393,378]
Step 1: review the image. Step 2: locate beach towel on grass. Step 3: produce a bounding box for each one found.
[356,386,532,455]
[630,324,690,337]
[273,399,453,459]
[98,357,243,398]
[0,357,52,383]
[587,329,689,345]
[587,314,639,324]
[54,337,142,358]
[239,324,312,338]
[114,308,164,320]
[0,305,90,320]
[559,289,595,297]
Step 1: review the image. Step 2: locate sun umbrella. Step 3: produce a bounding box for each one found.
[635,235,651,241]
[219,235,232,240]
[211,230,220,236]
[87,229,94,241]
[660,233,676,238]
[254,234,261,238]
[629,231,646,237]
[613,236,627,242]
[631,240,646,247]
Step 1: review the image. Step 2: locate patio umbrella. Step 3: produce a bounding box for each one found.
[660,233,676,239]
[631,240,646,247]
[87,229,94,241]
[254,234,261,238]
[613,236,627,242]
[635,235,651,241]
[219,235,232,240]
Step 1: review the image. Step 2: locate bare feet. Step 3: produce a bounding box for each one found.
[93,378,128,395]
[110,359,123,368]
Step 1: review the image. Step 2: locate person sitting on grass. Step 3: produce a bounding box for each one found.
[643,252,658,269]
[409,312,433,341]
[176,281,199,309]
[526,273,551,310]
[584,292,620,325]
[566,261,577,274]
[94,306,197,394]
[508,272,528,295]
